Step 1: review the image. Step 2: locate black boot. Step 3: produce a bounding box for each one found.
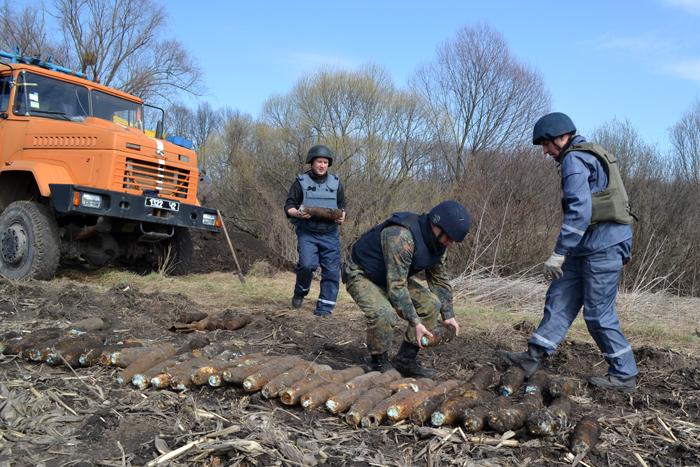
[370,352,394,373]
[392,341,436,378]
[497,344,546,378]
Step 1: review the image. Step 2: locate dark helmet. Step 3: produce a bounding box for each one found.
[306,144,333,166]
[532,112,576,145]
[428,200,471,242]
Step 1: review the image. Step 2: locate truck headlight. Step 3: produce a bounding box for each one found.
[202,213,217,226]
[81,193,103,209]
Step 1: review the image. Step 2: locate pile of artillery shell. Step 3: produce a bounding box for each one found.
[488,371,548,433]
[527,396,573,436]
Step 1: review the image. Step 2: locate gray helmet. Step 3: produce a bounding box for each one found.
[532,112,576,145]
[306,145,333,166]
[428,200,471,243]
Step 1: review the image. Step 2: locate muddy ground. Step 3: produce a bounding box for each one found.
[0,276,698,467]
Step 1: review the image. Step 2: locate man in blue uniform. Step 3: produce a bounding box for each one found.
[285,145,346,317]
[500,112,638,392]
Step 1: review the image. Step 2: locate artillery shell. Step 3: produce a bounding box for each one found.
[432,391,492,427]
[175,335,211,354]
[409,386,464,424]
[326,386,364,414]
[488,405,530,433]
[118,343,178,385]
[344,371,382,389]
[570,415,600,455]
[523,371,549,396]
[2,328,63,355]
[70,317,105,331]
[221,355,284,385]
[547,377,579,399]
[178,310,209,324]
[300,382,346,410]
[466,365,498,390]
[361,388,415,427]
[419,326,455,347]
[168,357,214,391]
[132,353,199,389]
[326,369,406,413]
[387,377,432,393]
[345,387,393,426]
[242,357,306,392]
[190,359,240,386]
[499,366,525,396]
[46,334,105,367]
[527,396,573,436]
[80,342,142,367]
[261,363,331,398]
[105,346,150,368]
[462,396,511,433]
[386,380,459,422]
[279,366,364,406]
[190,314,252,331]
[299,205,343,221]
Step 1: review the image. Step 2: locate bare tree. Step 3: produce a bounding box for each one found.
[411,24,550,181]
[0,1,69,62]
[54,0,200,100]
[670,99,700,186]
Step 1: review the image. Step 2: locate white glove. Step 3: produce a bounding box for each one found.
[543,253,565,281]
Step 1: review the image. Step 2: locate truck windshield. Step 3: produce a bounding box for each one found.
[0,75,10,112]
[92,90,143,129]
[13,71,89,120]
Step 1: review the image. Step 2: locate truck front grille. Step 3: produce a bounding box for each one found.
[119,157,190,199]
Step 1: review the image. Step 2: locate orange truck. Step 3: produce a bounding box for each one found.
[0,50,220,280]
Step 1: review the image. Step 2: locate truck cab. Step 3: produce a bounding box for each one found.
[0,50,220,280]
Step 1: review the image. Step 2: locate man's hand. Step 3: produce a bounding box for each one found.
[443,317,460,336]
[415,323,433,349]
[287,207,311,219]
[543,253,565,281]
[335,210,346,224]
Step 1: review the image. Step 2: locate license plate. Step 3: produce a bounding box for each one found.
[145,196,180,212]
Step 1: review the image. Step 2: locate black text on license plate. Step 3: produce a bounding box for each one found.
[145,197,179,211]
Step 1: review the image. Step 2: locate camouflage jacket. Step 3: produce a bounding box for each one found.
[381,225,455,325]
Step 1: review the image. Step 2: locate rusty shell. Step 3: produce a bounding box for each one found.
[168,357,215,391]
[527,396,573,436]
[570,415,600,455]
[409,386,464,424]
[221,356,285,385]
[261,363,331,398]
[118,343,178,385]
[280,366,364,406]
[488,388,544,434]
[344,387,392,426]
[299,205,343,221]
[326,386,364,414]
[386,380,459,422]
[499,366,526,396]
[547,377,580,399]
[361,388,415,428]
[190,359,239,386]
[344,370,402,390]
[209,354,276,387]
[132,353,197,389]
[462,396,512,433]
[2,328,63,355]
[105,346,150,368]
[387,377,436,393]
[466,365,498,390]
[46,334,105,367]
[419,326,455,347]
[178,310,209,324]
[432,392,492,427]
[301,382,347,410]
[243,357,306,392]
[70,317,106,332]
[80,342,142,367]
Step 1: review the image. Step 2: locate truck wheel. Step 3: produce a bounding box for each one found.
[0,201,60,280]
[162,227,193,276]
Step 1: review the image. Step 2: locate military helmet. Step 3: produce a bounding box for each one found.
[306,144,333,166]
[532,112,576,145]
[428,200,471,243]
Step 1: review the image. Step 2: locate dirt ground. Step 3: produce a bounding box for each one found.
[1,270,698,467]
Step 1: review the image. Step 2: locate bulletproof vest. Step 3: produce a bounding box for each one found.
[351,212,446,288]
[297,172,340,232]
[560,142,634,225]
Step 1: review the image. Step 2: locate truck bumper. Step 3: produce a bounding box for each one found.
[50,184,220,232]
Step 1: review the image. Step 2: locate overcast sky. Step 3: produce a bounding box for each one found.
[167,0,700,151]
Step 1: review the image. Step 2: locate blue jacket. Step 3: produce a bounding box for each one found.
[555,136,632,256]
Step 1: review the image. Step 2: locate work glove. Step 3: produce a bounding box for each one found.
[543,253,565,281]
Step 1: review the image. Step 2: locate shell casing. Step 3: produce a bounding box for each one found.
[221,355,283,385]
[409,386,464,424]
[261,363,331,398]
[527,396,573,436]
[190,359,239,386]
[467,366,498,390]
[361,388,415,428]
[168,357,214,391]
[280,366,365,405]
[345,371,386,390]
[462,396,511,433]
[178,310,209,324]
[45,334,105,367]
[547,377,579,399]
[105,346,149,368]
[432,392,491,427]
[385,380,459,422]
[487,387,544,434]
[344,387,392,426]
[300,382,347,410]
[132,353,198,389]
[570,415,600,455]
[2,328,63,356]
[419,326,455,347]
[299,205,343,221]
[80,342,142,367]
[242,357,306,392]
[499,366,526,396]
[326,386,364,414]
[387,377,436,393]
[118,343,178,385]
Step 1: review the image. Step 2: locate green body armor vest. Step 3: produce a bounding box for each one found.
[560,142,634,225]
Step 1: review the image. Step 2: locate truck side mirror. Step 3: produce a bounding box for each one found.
[155,120,163,139]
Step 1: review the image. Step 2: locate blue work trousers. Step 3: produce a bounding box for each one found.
[294,228,341,316]
[529,241,638,378]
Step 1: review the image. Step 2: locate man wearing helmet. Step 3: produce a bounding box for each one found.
[344,201,471,377]
[500,112,638,392]
[285,145,346,317]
